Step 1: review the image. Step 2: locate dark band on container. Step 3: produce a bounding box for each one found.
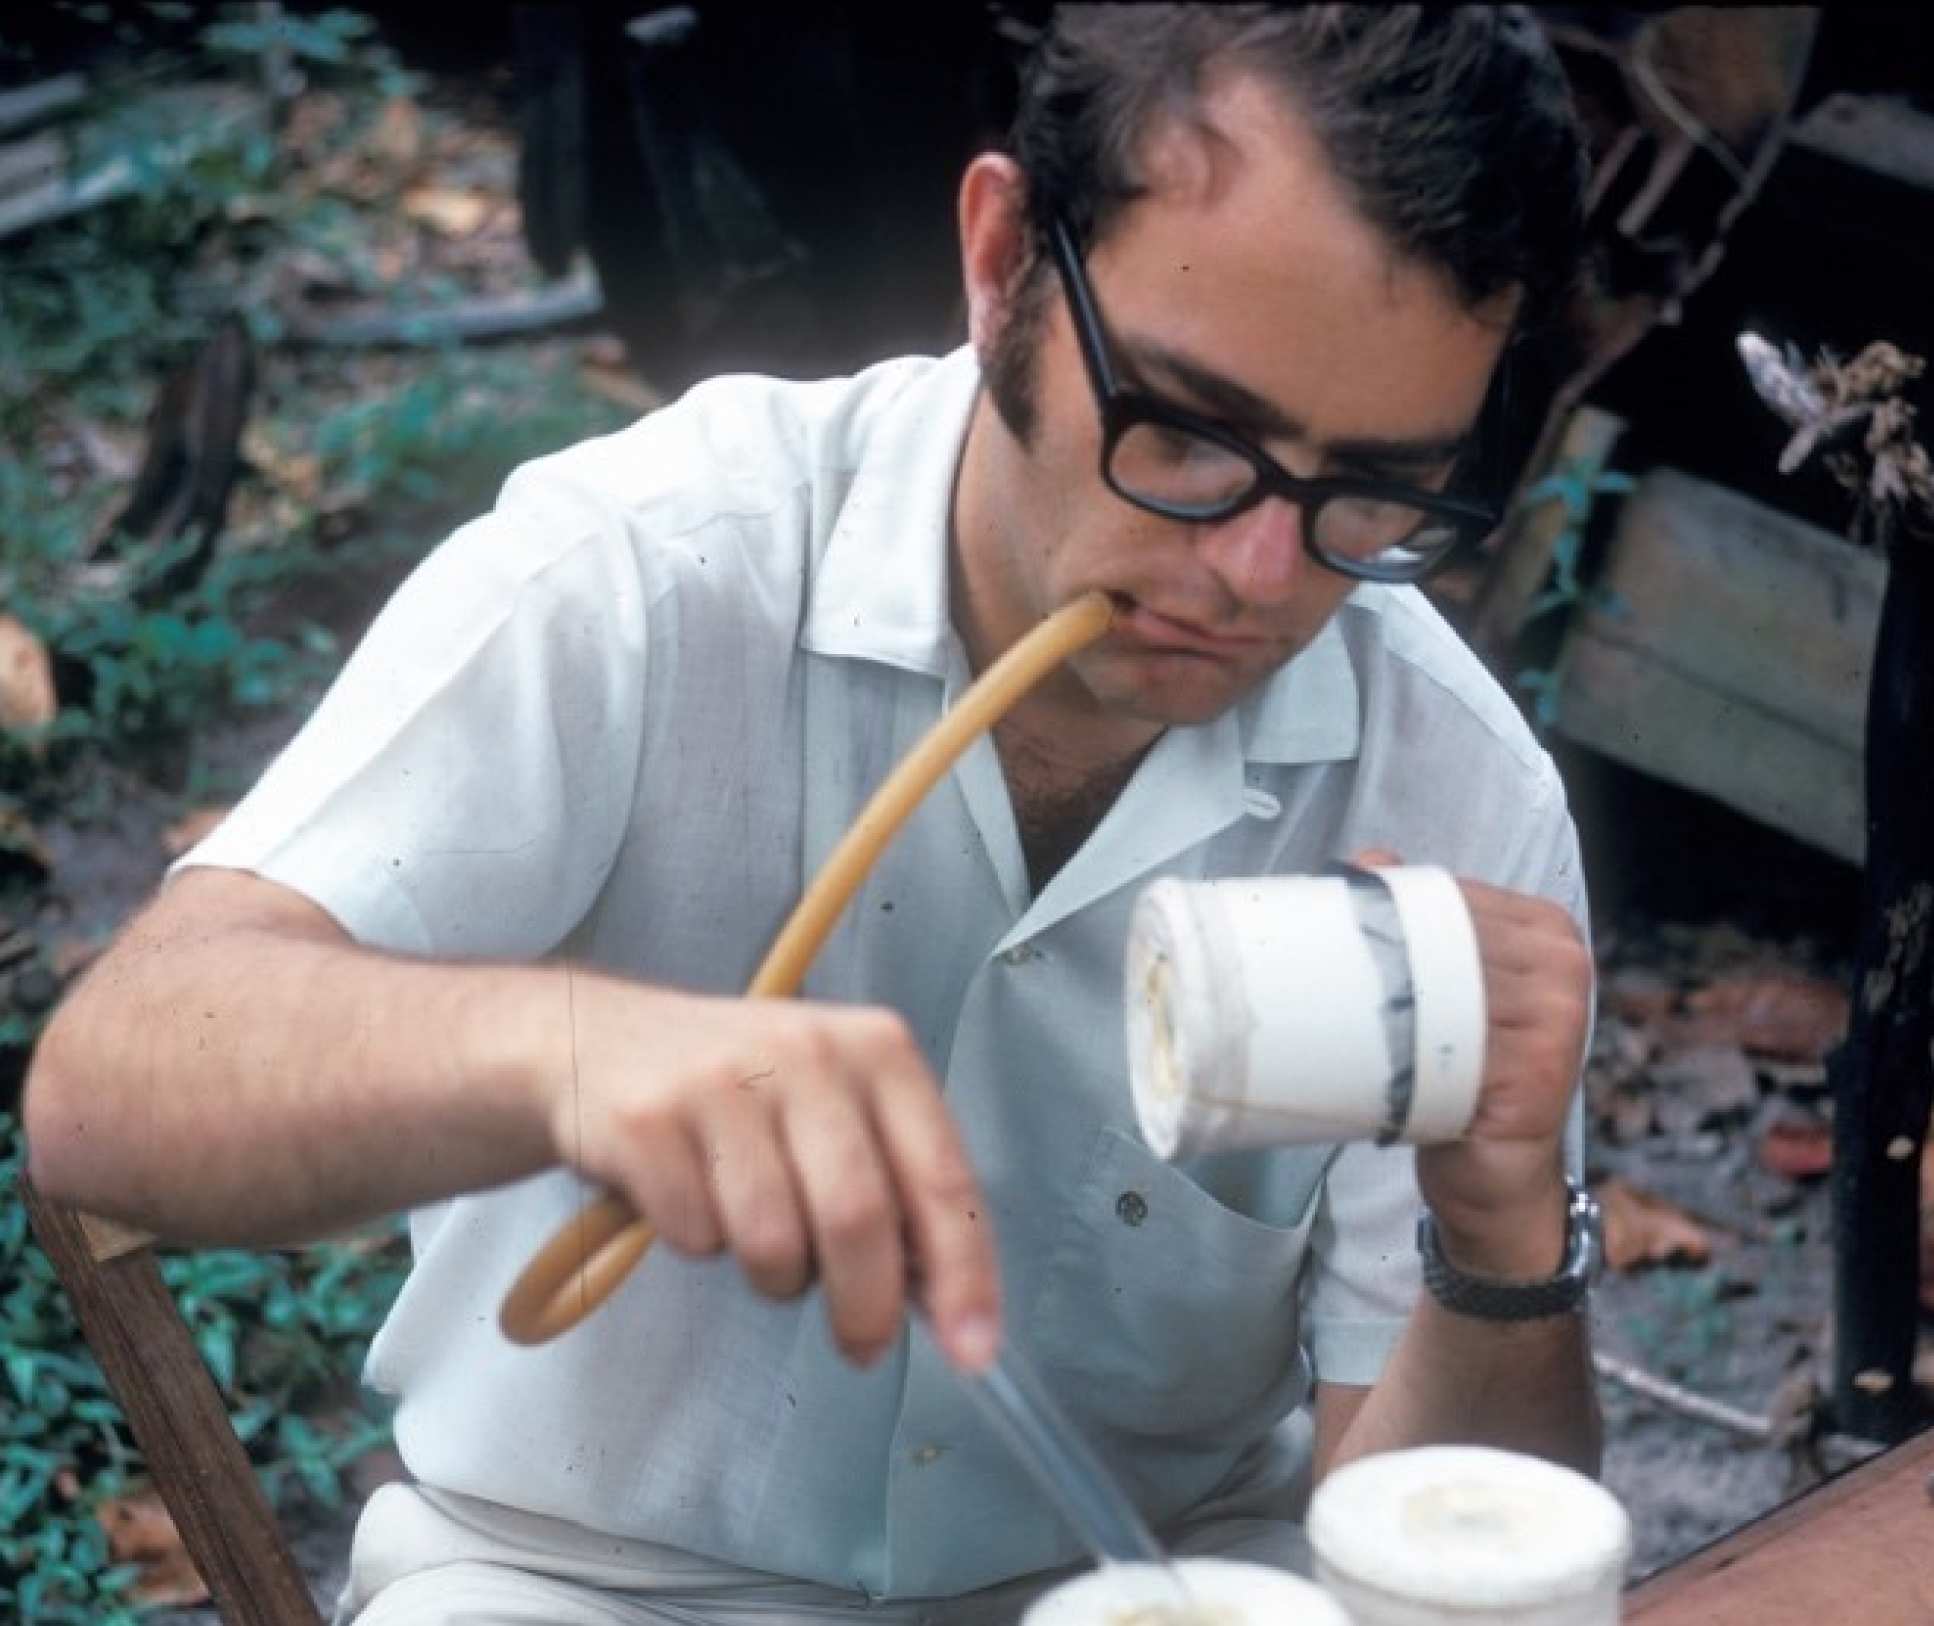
[1325,861,1418,1147]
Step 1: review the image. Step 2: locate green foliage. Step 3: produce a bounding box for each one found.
[17,572,329,757]
[1624,1264,1739,1382]
[199,7,381,69]
[1511,457,1638,729]
[0,1113,408,1620]
[0,4,416,441]
[0,14,633,1606]
[312,347,629,518]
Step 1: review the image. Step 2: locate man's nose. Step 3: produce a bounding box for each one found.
[1196,496,1305,607]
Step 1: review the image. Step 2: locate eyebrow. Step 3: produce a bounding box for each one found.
[1123,338,1474,472]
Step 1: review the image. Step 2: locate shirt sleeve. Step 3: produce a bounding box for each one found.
[177,459,653,961]
[1300,751,1591,1387]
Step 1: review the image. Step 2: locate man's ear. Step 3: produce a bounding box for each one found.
[958,153,1033,357]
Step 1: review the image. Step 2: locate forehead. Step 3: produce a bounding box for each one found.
[1088,70,1515,445]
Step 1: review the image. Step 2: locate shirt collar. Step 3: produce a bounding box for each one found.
[1235,610,1361,767]
[802,344,1361,769]
[800,348,980,677]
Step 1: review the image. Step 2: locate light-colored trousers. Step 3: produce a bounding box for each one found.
[335,1482,1312,1625]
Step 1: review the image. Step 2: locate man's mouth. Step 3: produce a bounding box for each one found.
[1110,596,1264,658]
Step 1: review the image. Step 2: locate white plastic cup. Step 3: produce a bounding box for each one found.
[1021,1557,1353,1625]
[1124,868,1486,1159]
[1308,1446,1632,1625]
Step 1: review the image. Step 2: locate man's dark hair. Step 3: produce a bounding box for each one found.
[985,5,1590,507]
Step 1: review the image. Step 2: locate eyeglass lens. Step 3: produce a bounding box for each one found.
[1107,420,1465,572]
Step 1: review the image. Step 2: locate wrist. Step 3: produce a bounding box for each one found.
[463,960,595,1159]
[1428,1175,1571,1282]
[1418,1179,1602,1322]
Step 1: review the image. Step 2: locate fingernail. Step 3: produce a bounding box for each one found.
[950,1314,1001,1373]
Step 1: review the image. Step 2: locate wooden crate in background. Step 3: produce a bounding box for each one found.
[1549,468,1882,865]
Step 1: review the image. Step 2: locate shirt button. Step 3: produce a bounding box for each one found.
[999,943,1037,966]
[911,1444,945,1466]
[1116,1191,1149,1227]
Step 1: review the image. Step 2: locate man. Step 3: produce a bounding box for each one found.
[26,8,1600,1622]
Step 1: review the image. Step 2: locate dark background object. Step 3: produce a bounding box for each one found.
[510,2,1017,389]
[1829,532,1934,1443]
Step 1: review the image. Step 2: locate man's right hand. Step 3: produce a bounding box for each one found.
[542,973,1002,1372]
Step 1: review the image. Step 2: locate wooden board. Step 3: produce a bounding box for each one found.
[1553,468,1883,863]
[1627,1428,1934,1624]
[19,1177,324,1626]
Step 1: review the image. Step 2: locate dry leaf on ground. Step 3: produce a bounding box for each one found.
[241,424,323,505]
[402,185,493,237]
[369,95,424,170]
[1759,1116,1834,1179]
[0,802,52,881]
[162,805,233,858]
[1678,974,1851,1063]
[96,1485,209,1610]
[284,90,348,162]
[1602,966,1677,1027]
[1596,1176,1714,1271]
[0,612,57,733]
[579,353,662,417]
[72,418,142,482]
[1650,1044,1760,1134]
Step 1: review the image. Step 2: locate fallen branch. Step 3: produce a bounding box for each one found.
[0,74,86,137]
[1596,1356,1886,1467]
[1595,1349,1781,1440]
[282,267,602,347]
[1594,1350,1801,1443]
[0,85,263,244]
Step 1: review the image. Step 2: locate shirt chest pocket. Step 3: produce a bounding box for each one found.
[1024,1127,1323,1459]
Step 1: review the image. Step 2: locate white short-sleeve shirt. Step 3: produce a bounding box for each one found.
[184,347,1587,1598]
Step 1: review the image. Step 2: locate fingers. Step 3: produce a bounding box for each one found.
[610,1105,724,1258]
[692,1081,813,1299]
[866,1054,1002,1373]
[780,1072,906,1365]
[596,999,998,1374]
[1454,882,1592,1143]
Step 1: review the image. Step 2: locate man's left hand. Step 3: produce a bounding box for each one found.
[1417,877,1591,1280]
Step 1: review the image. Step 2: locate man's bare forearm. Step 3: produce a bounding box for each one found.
[22,867,1011,1372]
[22,871,562,1244]
[1327,1299,1601,1477]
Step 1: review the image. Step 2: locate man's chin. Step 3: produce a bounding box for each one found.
[1087,654,1272,728]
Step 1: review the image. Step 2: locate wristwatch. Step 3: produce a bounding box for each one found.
[1416,1180,1603,1321]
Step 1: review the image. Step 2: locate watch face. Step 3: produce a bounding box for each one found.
[1573,1188,1607,1282]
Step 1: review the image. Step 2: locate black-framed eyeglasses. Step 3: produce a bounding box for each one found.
[1046,215,1497,584]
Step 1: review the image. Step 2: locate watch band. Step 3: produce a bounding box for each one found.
[1416,1181,1602,1322]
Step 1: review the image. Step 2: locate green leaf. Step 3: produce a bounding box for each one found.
[69,1399,121,1426]
[197,1320,237,1390]
[231,1399,276,1444]
[297,1449,342,1509]
[188,617,242,664]
[5,1352,35,1406]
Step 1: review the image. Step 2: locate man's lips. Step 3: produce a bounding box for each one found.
[1112,598,1266,658]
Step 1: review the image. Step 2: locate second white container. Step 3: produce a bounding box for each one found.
[1308,1445,1632,1624]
